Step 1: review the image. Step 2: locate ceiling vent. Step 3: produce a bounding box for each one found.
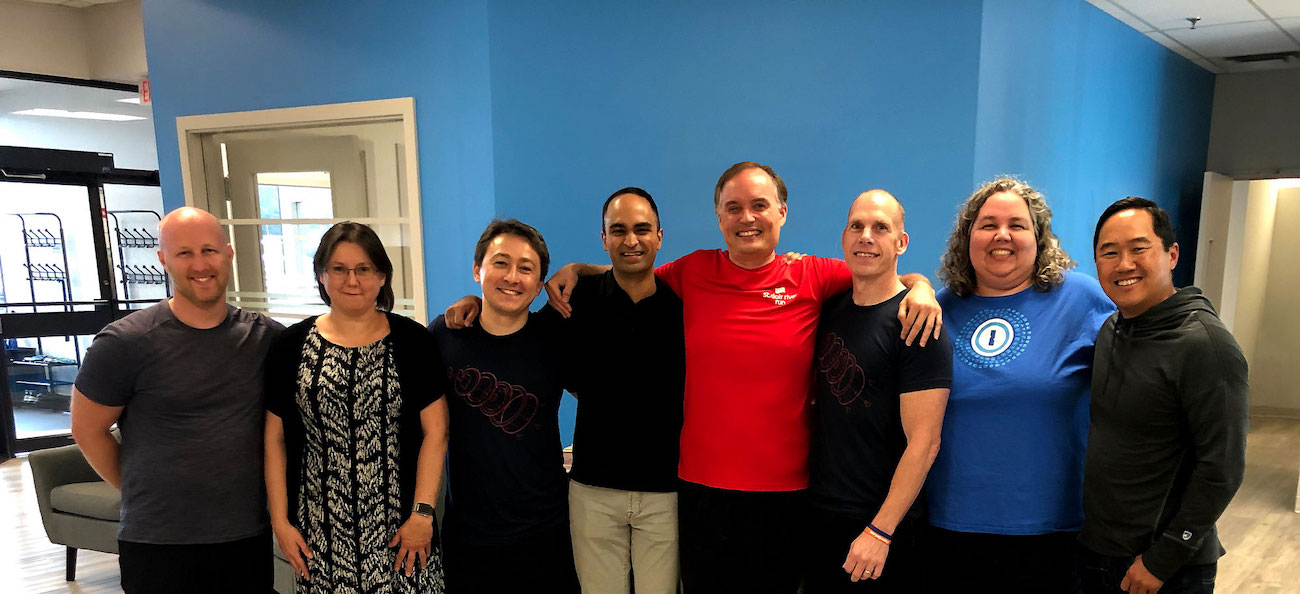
[1222,51,1300,64]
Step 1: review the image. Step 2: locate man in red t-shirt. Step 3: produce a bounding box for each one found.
[547,162,940,592]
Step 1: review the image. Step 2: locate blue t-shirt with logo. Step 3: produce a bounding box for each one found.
[926,271,1114,534]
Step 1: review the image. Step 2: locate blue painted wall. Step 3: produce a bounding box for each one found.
[482,0,983,441]
[973,0,1214,285]
[143,0,496,310]
[486,0,982,283]
[141,0,1214,444]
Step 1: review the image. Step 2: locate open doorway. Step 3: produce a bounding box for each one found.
[1196,174,1300,419]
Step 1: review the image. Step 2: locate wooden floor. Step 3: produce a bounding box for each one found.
[2,417,1298,593]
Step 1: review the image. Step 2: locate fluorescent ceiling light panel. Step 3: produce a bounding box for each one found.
[117,97,142,104]
[12,108,146,122]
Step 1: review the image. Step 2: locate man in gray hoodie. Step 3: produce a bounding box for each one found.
[1080,197,1249,594]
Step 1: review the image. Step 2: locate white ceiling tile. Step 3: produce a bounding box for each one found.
[1147,31,1214,62]
[1086,0,1157,32]
[1253,0,1300,19]
[1164,20,1297,57]
[1110,0,1267,31]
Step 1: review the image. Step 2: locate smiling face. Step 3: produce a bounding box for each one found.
[1095,208,1179,318]
[716,167,787,267]
[841,191,908,280]
[319,240,385,316]
[474,233,544,317]
[157,208,233,309]
[969,191,1038,296]
[602,193,662,276]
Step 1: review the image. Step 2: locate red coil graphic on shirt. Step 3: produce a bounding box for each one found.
[450,367,539,434]
[818,332,865,405]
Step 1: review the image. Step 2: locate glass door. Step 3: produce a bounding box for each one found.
[0,155,161,458]
[0,182,100,451]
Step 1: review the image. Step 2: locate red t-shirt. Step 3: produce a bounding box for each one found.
[656,249,851,491]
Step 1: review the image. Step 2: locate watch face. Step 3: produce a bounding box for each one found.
[413,502,435,517]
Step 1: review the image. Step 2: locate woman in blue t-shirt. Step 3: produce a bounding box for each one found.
[925,178,1114,592]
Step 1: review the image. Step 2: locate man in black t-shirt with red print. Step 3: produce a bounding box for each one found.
[805,190,952,593]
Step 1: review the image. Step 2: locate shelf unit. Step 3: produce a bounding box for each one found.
[7,213,79,369]
[107,210,169,302]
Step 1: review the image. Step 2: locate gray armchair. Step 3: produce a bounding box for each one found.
[27,441,121,581]
[29,441,298,592]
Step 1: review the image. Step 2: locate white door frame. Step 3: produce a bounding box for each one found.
[175,98,426,322]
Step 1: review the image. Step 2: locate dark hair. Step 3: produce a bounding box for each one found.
[313,222,395,311]
[1093,196,1176,252]
[473,218,551,279]
[938,177,1074,297]
[713,161,787,208]
[600,187,660,230]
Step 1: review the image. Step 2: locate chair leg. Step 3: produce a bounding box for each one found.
[66,546,77,581]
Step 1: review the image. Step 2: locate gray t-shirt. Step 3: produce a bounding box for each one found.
[75,300,282,544]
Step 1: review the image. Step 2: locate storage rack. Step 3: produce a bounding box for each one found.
[7,213,79,404]
[107,210,168,300]
[11,213,73,312]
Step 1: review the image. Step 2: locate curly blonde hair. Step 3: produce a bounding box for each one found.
[937,177,1075,297]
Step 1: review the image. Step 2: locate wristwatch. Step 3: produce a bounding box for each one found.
[412,502,435,518]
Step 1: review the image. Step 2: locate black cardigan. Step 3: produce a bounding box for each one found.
[264,312,447,528]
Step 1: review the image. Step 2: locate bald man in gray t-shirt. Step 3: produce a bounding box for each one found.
[71,207,281,593]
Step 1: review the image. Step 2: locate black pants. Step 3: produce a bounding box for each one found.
[678,480,807,594]
[1077,545,1216,594]
[923,526,1079,594]
[441,519,579,593]
[118,531,272,594]
[802,510,921,593]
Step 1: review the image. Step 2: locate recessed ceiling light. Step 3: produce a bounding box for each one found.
[12,108,146,122]
[116,97,142,104]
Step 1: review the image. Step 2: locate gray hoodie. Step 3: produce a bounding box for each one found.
[1080,287,1249,580]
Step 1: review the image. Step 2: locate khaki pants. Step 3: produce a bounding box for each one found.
[569,479,679,594]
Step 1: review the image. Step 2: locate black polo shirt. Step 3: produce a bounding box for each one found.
[566,270,685,493]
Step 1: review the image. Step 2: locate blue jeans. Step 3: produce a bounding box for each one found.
[1076,545,1216,594]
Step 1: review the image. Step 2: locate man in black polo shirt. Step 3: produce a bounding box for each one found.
[565,187,684,594]
[804,190,951,592]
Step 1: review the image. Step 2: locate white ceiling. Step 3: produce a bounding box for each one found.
[1088,0,1300,73]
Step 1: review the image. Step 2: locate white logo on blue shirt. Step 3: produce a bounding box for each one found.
[971,318,1014,357]
[955,308,1031,369]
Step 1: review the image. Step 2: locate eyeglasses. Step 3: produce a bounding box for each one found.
[325,264,379,280]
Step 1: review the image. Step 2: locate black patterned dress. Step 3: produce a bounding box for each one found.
[294,326,445,594]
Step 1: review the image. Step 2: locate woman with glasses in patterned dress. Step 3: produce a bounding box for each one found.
[264,222,449,594]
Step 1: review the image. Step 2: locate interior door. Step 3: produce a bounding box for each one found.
[207,134,370,320]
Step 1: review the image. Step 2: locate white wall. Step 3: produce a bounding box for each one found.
[0,0,146,84]
[1231,180,1281,370]
[1252,187,1300,411]
[1207,69,1300,179]
[1195,172,1234,316]
[85,0,148,83]
[0,0,92,79]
